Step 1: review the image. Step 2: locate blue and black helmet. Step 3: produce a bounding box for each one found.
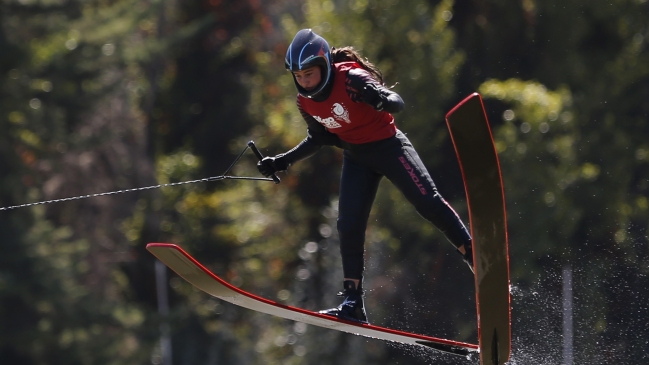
[285,29,333,98]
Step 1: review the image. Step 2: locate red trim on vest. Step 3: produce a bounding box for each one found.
[298,62,397,144]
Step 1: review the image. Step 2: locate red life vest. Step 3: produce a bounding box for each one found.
[298,62,397,144]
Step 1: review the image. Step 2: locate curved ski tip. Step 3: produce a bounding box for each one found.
[445,92,483,119]
[146,243,178,249]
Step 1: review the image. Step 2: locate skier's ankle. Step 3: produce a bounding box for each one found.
[343,279,361,292]
[320,279,369,324]
[457,242,474,274]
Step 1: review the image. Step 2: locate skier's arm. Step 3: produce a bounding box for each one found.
[257,99,342,177]
[346,68,404,113]
[281,100,343,161]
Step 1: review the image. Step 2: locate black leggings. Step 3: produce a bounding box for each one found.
[337,130,471,279]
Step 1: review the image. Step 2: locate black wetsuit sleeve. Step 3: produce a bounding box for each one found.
[275,97,344,167]
[345,68,404,113]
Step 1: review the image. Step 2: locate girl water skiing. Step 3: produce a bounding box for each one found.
[257,29,473,324]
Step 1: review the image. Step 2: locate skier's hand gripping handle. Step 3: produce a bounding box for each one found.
[248,141,281,184]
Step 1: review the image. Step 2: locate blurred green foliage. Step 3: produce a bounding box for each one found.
[1,0,648,364]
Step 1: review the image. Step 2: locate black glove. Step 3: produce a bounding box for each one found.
[257,156,288,177]
[361,83,385,111]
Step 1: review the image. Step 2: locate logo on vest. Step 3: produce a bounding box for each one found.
[313,115,342,129]
[332,103,351,124]
[312,103,351,129]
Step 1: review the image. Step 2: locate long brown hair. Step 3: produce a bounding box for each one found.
[331,46,384,84]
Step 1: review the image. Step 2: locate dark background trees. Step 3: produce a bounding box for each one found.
[1,0,648,364]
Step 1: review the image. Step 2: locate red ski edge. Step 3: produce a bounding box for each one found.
[147,243,479,357]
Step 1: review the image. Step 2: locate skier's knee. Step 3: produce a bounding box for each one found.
[337,217,365,243]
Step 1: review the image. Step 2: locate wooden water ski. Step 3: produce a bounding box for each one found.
[147,243,478,358]
[446,93,512,365]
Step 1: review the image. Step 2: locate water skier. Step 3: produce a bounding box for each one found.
[257,29,473,324]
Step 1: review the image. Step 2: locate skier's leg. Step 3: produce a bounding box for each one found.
[320,153,380,323]
[336,152,382,281]
[379,132,474,271]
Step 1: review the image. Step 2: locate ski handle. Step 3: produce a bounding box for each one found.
[248,141,281,184]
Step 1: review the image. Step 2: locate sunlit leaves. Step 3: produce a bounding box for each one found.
[479,78,571,128]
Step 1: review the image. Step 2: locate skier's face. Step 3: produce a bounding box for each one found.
[293,66,322,91]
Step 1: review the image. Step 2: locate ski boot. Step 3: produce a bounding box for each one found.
[319,280,368,324]
[458,243,475,274]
